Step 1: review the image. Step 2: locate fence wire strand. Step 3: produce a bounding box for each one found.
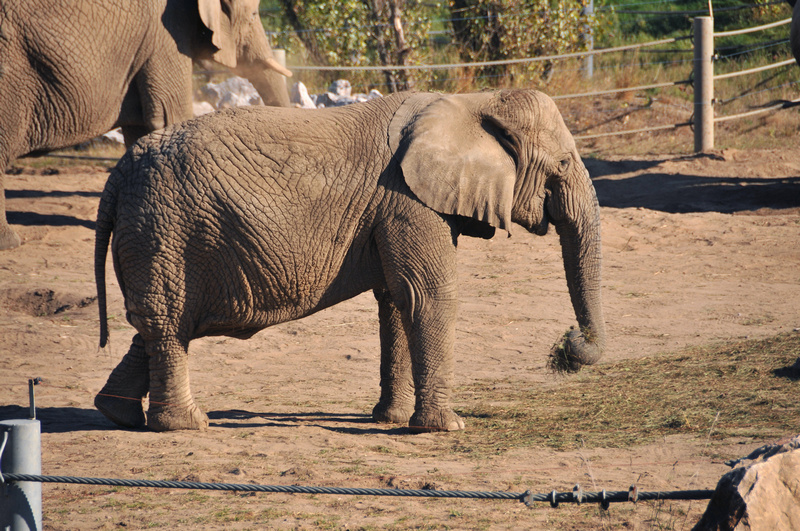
[714,17,791,38]
[290,36,690,72]
[714,58,796,80]
[0,473,714,507]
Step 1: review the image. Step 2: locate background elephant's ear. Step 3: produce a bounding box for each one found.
[391,93,517,232]
[198,0,238,69]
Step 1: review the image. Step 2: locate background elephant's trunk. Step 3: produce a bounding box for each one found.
[549,179,606,373]
[240,66,291,107]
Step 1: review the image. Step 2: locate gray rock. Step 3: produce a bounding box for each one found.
[328,79,352,97]
[693,435,800,530]
[200,76,263,109]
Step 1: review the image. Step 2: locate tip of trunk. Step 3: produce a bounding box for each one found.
[547,327,604,374]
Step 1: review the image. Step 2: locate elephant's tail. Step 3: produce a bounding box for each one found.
[95,173,119,349]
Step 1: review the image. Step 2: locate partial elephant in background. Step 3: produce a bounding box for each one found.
[94,89,606,433]
[0,0,292,250]
[791,0,800,64]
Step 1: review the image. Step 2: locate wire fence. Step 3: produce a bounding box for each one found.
[1,380,718,519]
[39,8,797,159]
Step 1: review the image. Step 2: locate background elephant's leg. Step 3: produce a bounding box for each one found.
[94,334,149,429]
[372,288,414,424]
[0,172,22,250]
[146,338,208,431]
[120,126,152,148]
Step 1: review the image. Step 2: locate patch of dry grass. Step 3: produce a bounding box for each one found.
[453,332,800,453]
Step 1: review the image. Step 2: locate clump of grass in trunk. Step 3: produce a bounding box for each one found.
[546,327,598,375]
[455,332,800,455]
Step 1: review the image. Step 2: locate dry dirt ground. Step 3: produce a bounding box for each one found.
[1,146,799,530]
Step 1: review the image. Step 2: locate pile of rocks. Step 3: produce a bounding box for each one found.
[101,77,380,143]
[291,79,382,109]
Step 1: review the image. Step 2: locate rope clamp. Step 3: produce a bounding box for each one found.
[628,484,638,503]
[0,427,9,489]
[572,484,583,505]
[521,490,533,507]
[600,489,610,510]
[549,489,559,508]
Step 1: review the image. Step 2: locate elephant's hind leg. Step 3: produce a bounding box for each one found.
[371,288,415,424]
[95,334,149,429]
[145,338,209,431]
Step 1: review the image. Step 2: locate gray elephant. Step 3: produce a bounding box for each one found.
[0,0,292,250]
[94,89,606,433]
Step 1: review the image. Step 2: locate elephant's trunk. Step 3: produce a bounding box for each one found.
[549,176,606,373]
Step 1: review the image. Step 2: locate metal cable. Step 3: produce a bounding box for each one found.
[1,473,714,506]
[714,17,791,38]
[290,36,690,72]
[714,97,800,122]
[553,79,690,100]
[575,121,693,140]
[714,58,796,80]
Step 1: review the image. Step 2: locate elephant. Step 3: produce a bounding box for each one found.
[0,0,293,251]
[93,89,606,433]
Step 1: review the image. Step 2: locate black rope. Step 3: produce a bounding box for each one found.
[1,473,714,506]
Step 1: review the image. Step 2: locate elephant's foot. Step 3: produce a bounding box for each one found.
[147,403,209,431]
[372,400,414,424]
[0,226,21,250]
[408,408,465,433]
[94,392,147,429]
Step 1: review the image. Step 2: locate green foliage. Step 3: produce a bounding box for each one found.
[264,0,599,90]
[448,0,597,81]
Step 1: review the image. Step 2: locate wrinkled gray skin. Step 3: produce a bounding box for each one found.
[791,0,800,64]
[94,90,606,433]
[0,0,292,250]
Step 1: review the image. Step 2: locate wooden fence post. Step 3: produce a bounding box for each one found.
[693,16,714,152]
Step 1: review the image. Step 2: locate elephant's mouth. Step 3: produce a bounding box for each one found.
[532,196,550,236]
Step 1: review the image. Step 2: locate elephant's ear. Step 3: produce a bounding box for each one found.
[198,0,238,69]
[389,93,517,232]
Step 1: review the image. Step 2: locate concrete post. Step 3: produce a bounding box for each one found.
[693,17,714,152]
[582,0,594,79]
[272,49,286,70]
[0,419,42,531]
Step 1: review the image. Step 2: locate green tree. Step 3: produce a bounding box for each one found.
[273,0,433,91]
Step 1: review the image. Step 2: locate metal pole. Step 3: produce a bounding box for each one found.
[582,0,594,78]
[693,17,714,152]
[0,420,42,531]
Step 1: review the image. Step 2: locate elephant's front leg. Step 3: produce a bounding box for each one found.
[372,288,414,424]
[145,338,209,431]
[403,284,464,433]
[377,212,465,433]
[95,334,149,429]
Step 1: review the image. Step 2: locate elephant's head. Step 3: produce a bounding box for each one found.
[389,90,606,373]
[198,0,292,106]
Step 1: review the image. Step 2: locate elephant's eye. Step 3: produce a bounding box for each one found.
[558,158,570,173]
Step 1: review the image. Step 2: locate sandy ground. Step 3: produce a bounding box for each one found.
[1,147,799,529]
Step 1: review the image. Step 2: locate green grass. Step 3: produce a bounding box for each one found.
[452,331,800,453]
